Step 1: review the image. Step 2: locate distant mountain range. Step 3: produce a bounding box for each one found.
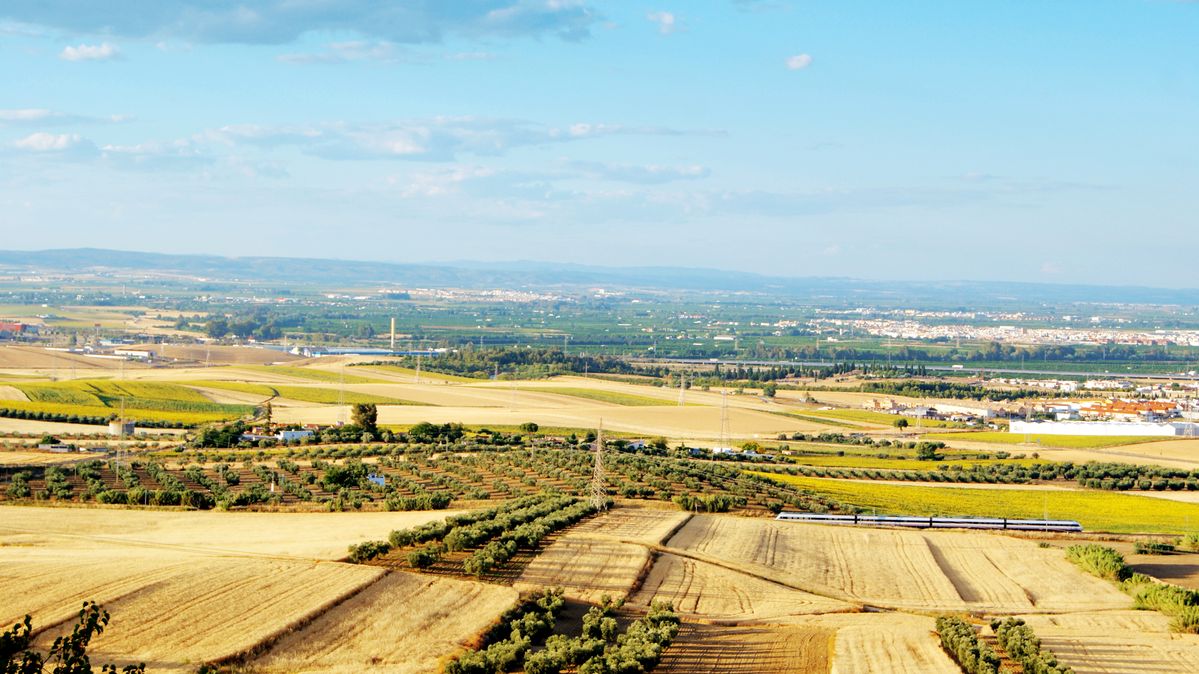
[1,248,1196,307]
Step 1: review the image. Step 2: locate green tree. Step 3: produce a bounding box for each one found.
[762,383,777,398]
[351,403,378,433]
[894,418,909,429]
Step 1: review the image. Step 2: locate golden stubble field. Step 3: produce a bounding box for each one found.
[0,506,511,673]
[7,502,1199,673]
[551,509,1199,674]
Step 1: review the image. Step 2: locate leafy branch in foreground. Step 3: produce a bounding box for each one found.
[1,601,144,674]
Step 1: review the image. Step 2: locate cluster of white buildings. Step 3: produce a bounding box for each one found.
[802,317,1199,348]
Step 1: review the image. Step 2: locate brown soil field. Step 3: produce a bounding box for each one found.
[254,571,518,674]
[630,553,854,623]
[1019,610,1199,673]
[132,344,302,365]
[655,622,834,674]
[0,346,142,371]
[666,515,1128,612]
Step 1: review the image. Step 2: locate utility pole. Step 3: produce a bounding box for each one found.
[678,370,686,407]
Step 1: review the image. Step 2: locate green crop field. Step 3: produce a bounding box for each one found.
[187,381,425,406]
[6,380,252,424]
[0,400,247,425]
[518,386,678,406]
[923,431,1168,449]
[237,365,380,384]
[754,472,1199,534]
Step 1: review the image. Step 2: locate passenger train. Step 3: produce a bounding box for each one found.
[775,511,1083,532]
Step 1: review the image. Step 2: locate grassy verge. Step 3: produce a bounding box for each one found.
[753,472,1199,533]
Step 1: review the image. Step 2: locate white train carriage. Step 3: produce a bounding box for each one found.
[775,511,1082,532]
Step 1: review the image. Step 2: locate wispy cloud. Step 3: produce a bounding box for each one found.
[646,11,679,35]
[569,160,709,184]
[279,42,499,66]
[60,42,120,61]
[785,53,812,70]
[0,108,129,125]
[12,131,95,154]
[204,117,708,161]
[1,2,600,45]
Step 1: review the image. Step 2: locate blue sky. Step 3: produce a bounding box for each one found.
[1,1,1196,287]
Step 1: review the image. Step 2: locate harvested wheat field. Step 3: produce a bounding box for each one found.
[921,531,1128,611]
[654,622,834,674]
[667,514,960,608]
[0,346,139,372]
[0,449,103,465]
[630,552,854,622]
[566,506,691,545]
[1019,611,1199,673]
[513,536,651,602]
[254,571,518,674]
[0,505,460,559]
[34,557,381,673]
[666,515,1128,612]
[824,613,959,674]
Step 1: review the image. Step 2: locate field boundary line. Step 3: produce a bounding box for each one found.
[202,567,389,670]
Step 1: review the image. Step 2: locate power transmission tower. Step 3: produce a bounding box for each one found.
[589,423,608,511]
[678,370,686,407]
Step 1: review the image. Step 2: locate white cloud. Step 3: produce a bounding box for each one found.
[60,42,119,61]
[13,132,93,152]
[646,11,677,34]
[785,53,812,70]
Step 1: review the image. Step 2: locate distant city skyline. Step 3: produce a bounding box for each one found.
[1,1,1196,286]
